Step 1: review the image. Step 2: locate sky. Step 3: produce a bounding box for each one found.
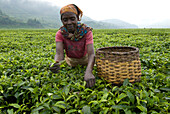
[35,0,170,27]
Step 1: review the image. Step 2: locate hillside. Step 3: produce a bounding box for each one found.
[0,9,43,28]
[146,19,170,28]
[0,0,61,28]
[0,0,138,29]
[101,19,138,28]
[84,21,119,29]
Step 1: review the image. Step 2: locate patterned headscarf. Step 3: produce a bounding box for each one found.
[60,22,93,41]
[60,4,83,21]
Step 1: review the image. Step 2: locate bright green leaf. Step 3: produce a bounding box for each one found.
[112,86,118,92]
[66,95,76,101]
[9,103,20,108]
[137,105,147,113]
[65,109,77,114]
[88,101,99,105]
[101,93,109,101]
[116,93,127,103]
[28,88,34,93]
[55,104,66,109]
[31,106,44,112]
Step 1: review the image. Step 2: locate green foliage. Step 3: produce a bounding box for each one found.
[0,29,169,113]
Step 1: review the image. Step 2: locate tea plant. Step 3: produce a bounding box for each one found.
[0,29,169,113]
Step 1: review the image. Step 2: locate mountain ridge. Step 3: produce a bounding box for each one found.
[101,19,138,28]
[146,19,170,28]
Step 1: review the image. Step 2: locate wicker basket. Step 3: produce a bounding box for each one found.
[96,46,141,85]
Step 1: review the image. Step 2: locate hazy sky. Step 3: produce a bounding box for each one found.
[34,0,170,26]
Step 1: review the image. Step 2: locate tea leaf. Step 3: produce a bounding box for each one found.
[52,106,60,113]
[52,94,62,100]
[123,79,129,86]
[55,101,66,109]
[9,103,20,108]
[64,85,70,95]
[112,86,118,92]
[126,91,135,104]
[82,105,91,114]
[65,109,77,114]
[116,93,127,103]
[88,101,99,105]
[66,95,76,101]
[55,104,66,109]
[28,88,34,93]
[101,92,109,101]
[124,109,132,114]
[137,105,147,113]
[159,88,170,91]
[31,106,44,112]
[7,109,13,114]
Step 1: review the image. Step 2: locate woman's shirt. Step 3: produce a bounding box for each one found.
[55,30,93,59]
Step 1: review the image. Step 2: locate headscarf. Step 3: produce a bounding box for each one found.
[60,22,93,41]
[60,4,83,21]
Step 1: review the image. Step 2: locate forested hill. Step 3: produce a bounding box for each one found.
[0,0,61,28]
[0,9,43,28]
[0,0,138,29]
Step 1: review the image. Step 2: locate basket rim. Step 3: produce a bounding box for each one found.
[96,46,139,54]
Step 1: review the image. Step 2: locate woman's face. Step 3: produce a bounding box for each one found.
[61,12,78,33]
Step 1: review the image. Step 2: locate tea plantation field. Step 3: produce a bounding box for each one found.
[0,29,169,113]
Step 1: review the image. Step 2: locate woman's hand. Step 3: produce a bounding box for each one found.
[49,63,60,73]
[84,71,95,88]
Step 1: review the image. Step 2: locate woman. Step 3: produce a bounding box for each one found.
[49,4,95,88]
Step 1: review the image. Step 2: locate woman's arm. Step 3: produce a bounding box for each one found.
[49,42,64,73]
[54,42,64,62]
[84,43,95,87]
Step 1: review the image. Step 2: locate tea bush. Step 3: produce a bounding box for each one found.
[0,29,169,113]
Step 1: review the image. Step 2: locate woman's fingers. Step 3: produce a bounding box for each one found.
[49,63,60,68]
[86,81,89,88]
[49,66,60,70]
[89,80,93,87]
[86,78,95,88]
[49,63,61,73]
[53,63,60,67]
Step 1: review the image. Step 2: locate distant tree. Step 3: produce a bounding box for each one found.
[27,18,43,28]
[0,10,15,25]
[0,9,3,15]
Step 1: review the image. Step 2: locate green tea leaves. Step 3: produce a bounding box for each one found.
[0,29,169,113]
